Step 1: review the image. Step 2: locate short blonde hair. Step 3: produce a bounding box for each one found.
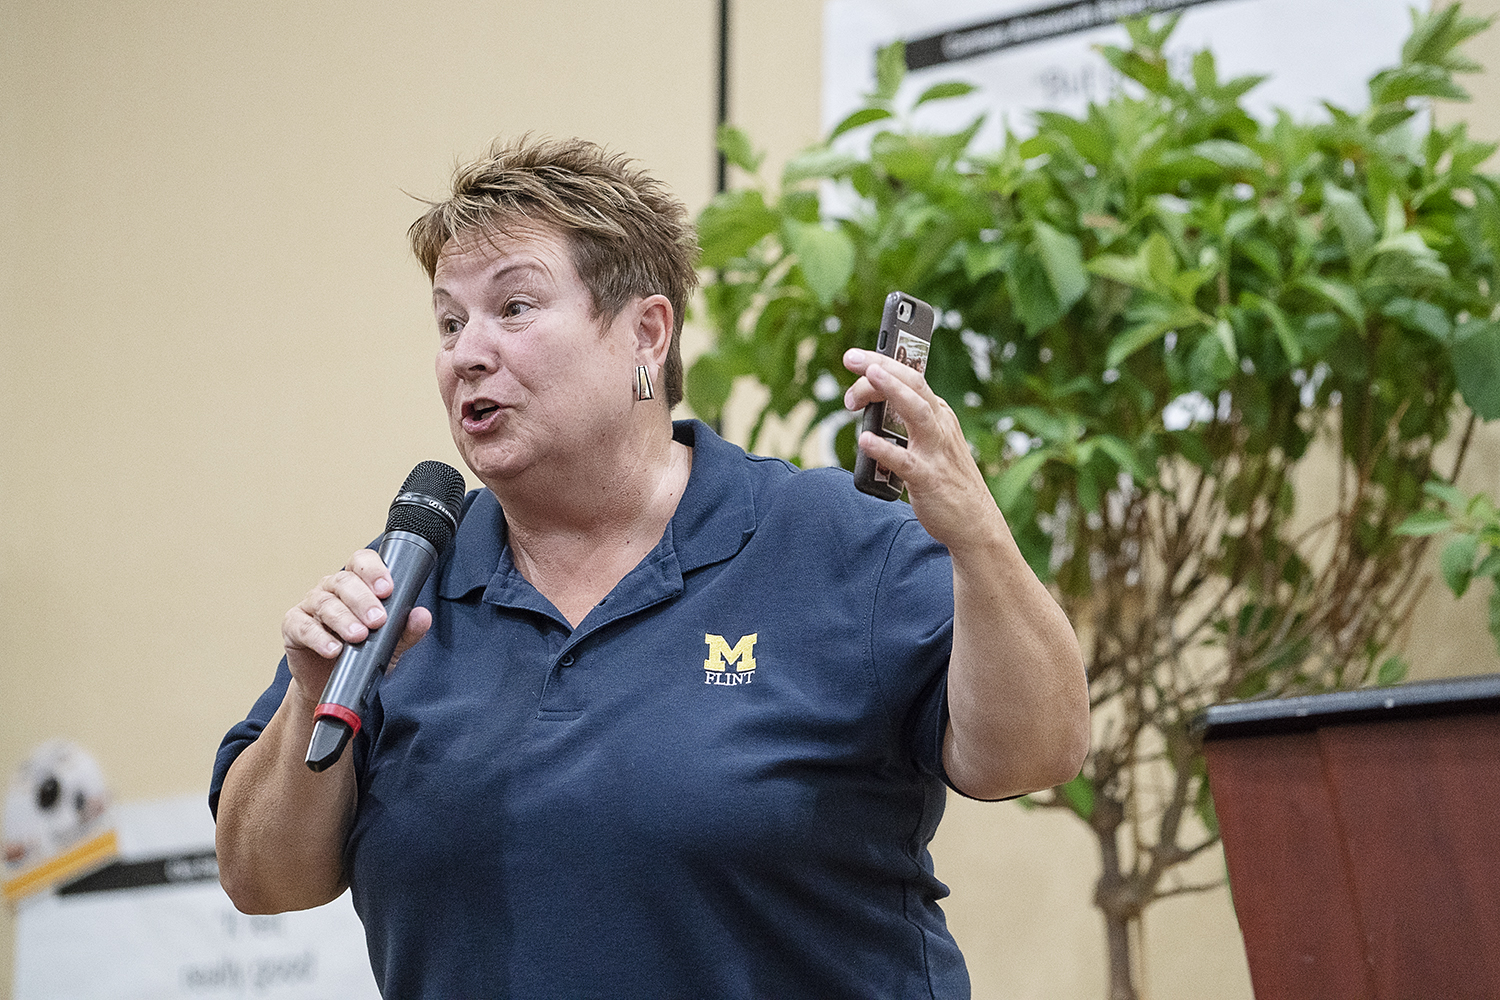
[409,136,699,408]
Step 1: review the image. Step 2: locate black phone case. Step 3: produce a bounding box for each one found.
[853,291,936,500]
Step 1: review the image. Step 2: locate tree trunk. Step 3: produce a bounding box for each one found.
[1093,793,1140,1000]
[1105,909,1137,1000]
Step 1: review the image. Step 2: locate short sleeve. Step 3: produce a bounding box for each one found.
[868,517,956,788]
[208,659,291,818]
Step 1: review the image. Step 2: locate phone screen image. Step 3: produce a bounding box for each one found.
[879,331,931,440]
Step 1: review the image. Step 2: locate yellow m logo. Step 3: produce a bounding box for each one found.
[704,633,758,672]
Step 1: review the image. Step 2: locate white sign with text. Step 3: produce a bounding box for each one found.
[13,795,378,1000]
[824,0,1427,146]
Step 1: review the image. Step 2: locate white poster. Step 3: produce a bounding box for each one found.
[13,795,378,1000]
[824,0,1428,147]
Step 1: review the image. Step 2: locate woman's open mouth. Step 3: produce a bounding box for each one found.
[461,399,504,432]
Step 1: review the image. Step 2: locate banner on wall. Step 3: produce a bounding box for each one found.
[824,0,1429,147]
[12,794,378,1000]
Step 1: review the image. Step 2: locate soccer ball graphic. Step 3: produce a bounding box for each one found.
[3,740,113,874]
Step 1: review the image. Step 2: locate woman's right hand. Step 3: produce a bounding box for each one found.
[280,547,434,710]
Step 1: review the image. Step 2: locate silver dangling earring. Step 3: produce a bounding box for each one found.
[635,364,655,402]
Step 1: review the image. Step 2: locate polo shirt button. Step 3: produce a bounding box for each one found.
[559,654,575,667]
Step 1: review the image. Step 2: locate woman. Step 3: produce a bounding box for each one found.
[212,136,1088,998]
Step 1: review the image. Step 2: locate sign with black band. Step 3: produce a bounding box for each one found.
[904,0,1227,69]
[57,850,219,896]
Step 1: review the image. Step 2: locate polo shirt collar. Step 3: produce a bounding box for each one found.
[435,419,758,603]
[662,418,759,573]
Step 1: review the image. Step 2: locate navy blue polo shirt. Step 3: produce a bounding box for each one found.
[213,420,971,999]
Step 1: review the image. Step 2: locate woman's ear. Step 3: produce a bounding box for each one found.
[633,294,674,367]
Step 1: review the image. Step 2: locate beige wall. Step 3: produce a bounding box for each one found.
[3,1,1499,997]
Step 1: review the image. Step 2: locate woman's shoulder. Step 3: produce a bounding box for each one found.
[677,418,925,544]
[747,456,923,543]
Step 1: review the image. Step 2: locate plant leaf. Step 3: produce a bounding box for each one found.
[1033,109,1110,164]
[993,448,1050,511]
[1099,44,1171,94]
[1106,320,1174,369]
[1246,293,1304,365]
[1214,315,1238,364]
[1007,250,1065,335]
[873,41,905,102]
[785,221,855,307]
[1382,297,1453,341]
[829,107,894,141]
[1143,231,1180,288]
[1189,139,1262,171]
[1396,509,1452,536]
[1033,221,1089,314]
[1370,64,1470,105]
[696,190,779,268]
[1424,479,1468,509]
[717,123,763,174]
[1490,586,1500,657]
[1088,252,1151,291]
[782,147,861,184]
[1453,319,1500,419]
[1376,655,1409,686]
[1322,186,1377,270]
[1092,434,1155,483]
[685,353,735,425]
[1373,229,1438,259]
[1296,275,1366,330]
[1441,533,1479,597]
[914,81,977,107]
[1056,774,1095,821]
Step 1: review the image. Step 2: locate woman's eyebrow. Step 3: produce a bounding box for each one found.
[433,259,550,302]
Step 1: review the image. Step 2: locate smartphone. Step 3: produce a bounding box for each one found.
[853,291,936,501]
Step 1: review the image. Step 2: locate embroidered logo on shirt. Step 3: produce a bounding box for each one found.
[703,633,757,685]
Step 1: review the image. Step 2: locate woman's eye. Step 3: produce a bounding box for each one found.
[504,300,531,317]
[441,317,463,335]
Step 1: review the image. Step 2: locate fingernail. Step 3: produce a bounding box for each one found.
[366,607,383,624]
[325,640,341,656]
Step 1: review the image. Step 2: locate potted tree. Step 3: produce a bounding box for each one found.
[689,7,1500,998]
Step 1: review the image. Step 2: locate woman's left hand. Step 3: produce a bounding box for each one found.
[842,348,1001,550]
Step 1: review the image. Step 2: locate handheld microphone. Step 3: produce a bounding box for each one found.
[305,461,467,772]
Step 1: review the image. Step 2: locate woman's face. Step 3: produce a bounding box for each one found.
[431,225,640,492]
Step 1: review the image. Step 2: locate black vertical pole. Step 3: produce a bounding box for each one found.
[716,0,730,193]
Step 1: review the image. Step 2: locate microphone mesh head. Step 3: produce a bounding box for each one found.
[385,461,467,548]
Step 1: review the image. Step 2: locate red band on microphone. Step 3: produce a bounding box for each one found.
[314,702,362,737]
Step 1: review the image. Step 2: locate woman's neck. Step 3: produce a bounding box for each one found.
[496,432,692,627]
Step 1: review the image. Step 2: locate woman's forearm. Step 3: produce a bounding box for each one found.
[943,518,1090,801]
[215,677,357,913]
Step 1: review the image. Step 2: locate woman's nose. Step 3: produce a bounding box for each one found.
[447,321,498,378]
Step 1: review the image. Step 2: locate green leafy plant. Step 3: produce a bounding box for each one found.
[691,7,1499,998]
[1400,481,1500,647]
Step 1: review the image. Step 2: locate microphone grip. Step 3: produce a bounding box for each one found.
[304,530,439,772]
